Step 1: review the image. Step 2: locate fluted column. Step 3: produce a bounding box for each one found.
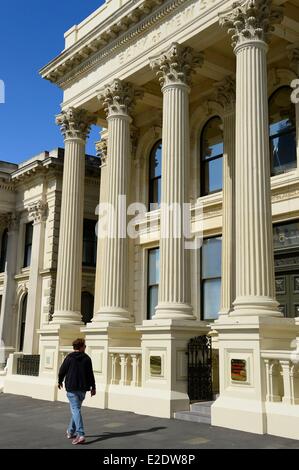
[0,214,19,367]
[150,43,203,319]
[220,0,283,316]
[52,108,95,325]
[214,78,236,316]
[93,135,108,321]
[96,80,142,322]
[23,201,47,353]
[288,44,299,175]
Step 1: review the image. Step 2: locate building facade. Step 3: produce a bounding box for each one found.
[2,0,299,440]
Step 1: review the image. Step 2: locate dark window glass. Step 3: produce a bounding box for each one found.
[19,293,28,351]
[0,229,8,273]
[23,223,33,268]
[149,141,162,211]
[201,237,222,320]
[83,219,97,267]
[81,292,94,325]
[273,220,299,250]
[147,248,160,319]
[200,117,223,196]
[269,87,296,176]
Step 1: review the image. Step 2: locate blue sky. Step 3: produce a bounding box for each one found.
[0,1,105,164]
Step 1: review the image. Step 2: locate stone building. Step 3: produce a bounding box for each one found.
[1,0,299,440]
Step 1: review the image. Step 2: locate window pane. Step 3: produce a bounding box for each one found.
[202,237,222,279]
[150,142,162,179]
[81,292,94,324]
[203,279,221,320]
[271,132,297,175]
[201,117,223,161]
[204,157,223,194]
[150,178,161,208]
[148,248,160,285]
[148,286,158,319]
[269,86,296,175]
[273,221,299,250]
[83,219,97,266]
[0,229,8,273]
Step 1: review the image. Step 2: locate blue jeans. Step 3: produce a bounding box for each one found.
[67,391,86,437]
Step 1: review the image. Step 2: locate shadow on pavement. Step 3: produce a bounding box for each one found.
[84,427,167,445]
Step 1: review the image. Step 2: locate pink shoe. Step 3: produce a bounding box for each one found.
[72,436,86,445]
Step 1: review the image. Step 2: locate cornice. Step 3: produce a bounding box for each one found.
[41,0,207,88]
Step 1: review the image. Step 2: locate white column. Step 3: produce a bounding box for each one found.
[23,201,47,354]
[220,0,283,317]
[288,44,299,176]
[0,214,19,366]
[52,108,95,325]
[93,135,108,322]
[150,43,203,320]
[215,78,236,316]
[96,80,142,323]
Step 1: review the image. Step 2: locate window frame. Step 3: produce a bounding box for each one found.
[148,140,162,211]
[200,116,224,197]
[268,86,297,177]
[200,235,222,322]
[82,218,97,268]
[23,222,33,268]
[147,247,160,320]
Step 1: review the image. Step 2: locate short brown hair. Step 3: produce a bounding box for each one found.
[72,338,85,350]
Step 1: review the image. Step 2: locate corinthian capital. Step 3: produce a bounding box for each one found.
[150,43,204,88]
[214,76,236,114]
[98,79,143,118]
[219,0,283,49]
[28,201,48,224]
[56,108,96,140]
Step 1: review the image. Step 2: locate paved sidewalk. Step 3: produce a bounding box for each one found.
[0,394,298,449]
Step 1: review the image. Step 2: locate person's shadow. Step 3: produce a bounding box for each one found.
[84,426,167,445]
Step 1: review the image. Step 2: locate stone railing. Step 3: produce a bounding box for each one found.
[262,350,299,405]
[109,348,142,387]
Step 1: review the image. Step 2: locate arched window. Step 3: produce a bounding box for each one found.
[200,116,223,196]
[81,292,94,325]
[0,229,8,273]
[19,293,28,352]
[149,140,162,211]
[269,86,296,176]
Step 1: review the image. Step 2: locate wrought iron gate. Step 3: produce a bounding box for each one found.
[187,335,213,402]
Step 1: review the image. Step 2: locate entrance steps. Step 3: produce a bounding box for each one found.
[174,401,214,424]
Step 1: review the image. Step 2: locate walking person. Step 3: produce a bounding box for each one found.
[58,338,96,445]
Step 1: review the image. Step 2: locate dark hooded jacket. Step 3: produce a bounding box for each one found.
[58,352,96,392]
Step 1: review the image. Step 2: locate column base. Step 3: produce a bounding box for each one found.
[51,310,83,325]
[136,319,209,417]
[153,302,196,320]
[231,296,282,317]
[211,315,296,435]
[0,347,15,370]
[93,307,133,324]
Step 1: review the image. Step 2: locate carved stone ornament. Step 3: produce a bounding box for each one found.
[0,213,19,231]
[96,138,108,166]
[287,43,299,74]
[56,107,96,140]
[214,76,236,113]
[150,42,204,88]
[28,201,48,224]
[98,79,144,118]
[219,0,284,49]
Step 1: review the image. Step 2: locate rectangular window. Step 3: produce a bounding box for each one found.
[82,219,97,267]
[23,223,33,268]
[147,248,160,319]
[201,237,222,321]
